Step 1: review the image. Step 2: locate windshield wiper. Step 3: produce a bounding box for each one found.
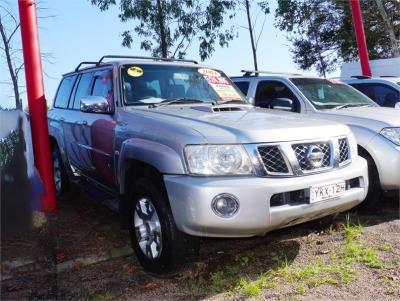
[150,98,207,108]
[334,103,373,110]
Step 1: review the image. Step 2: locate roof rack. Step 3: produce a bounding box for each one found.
[380,75,398,78]
[98,55,198,65]
[351,75,371,79]
[241,70,302,76]
[75,61,98,72]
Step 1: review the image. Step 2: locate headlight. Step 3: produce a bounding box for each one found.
[380,127,400,146]
[184,145,254,175]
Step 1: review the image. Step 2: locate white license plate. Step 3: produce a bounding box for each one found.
[310,181,346,203]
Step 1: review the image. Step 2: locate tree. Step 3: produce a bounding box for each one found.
[275,0,400,76]
[0,1,54,110]
[90,0,236,60]
[0,2,23,109]
[236,0,270,71]
[374,0,399,57]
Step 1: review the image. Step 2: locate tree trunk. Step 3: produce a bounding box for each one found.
[0,18,21,110]
[375,0,399,57]
[245,0,258,71]
[156,0,168,58]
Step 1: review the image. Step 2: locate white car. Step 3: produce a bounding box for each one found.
[341,76,400,109]
[232,71,400,209]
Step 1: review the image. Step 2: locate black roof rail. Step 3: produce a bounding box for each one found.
[351,75,371,79]
[98,55,198,65]
[380,75,397,78]
[241,69,302,76]
[74,61,98,72]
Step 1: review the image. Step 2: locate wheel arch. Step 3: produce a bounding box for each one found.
[117,138,185,195]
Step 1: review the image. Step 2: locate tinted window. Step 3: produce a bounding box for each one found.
[351,83,399,107]
[54,75,77,108]
[234,81,250,95]
[72,72,94,109]
[255,81,299,112]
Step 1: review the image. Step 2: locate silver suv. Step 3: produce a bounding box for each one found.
[232,71,400,209]
[48,57,368,272]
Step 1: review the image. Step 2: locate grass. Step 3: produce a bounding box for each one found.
[186,215,386,299]
[342,243,383,268]
[271,257,355,287]
[378,243,392,252]
[91,292,114,301]
[339,216,383,268]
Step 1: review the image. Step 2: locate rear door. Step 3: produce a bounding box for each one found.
[62,71,95,175]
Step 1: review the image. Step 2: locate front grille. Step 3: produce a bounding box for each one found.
[292,142,331,171]
[257,145,289,174]
[338,138,350,163]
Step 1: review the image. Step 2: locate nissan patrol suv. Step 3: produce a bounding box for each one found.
[48,56,368,272]
[232,71,400,209]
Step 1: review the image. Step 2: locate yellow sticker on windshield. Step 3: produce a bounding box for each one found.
[127,66,143,77]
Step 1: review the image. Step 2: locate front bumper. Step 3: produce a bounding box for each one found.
[164,156,368,237]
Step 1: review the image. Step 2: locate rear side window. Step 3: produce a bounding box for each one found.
[255,80,299,111]
[351,83,399,107]
[72,72,94,109]
[54,75,77,108]
[234,81,250,95]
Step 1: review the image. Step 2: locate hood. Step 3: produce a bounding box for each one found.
[319,106,400,132]
[123,104,350,144]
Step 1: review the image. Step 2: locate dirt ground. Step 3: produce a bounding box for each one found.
[1,192,399,301]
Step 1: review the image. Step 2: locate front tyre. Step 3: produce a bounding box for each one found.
[358,153,381,211]
[129,177,199,273]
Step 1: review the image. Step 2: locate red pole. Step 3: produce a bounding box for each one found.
[349,0,372,77]
[18,0,57,213]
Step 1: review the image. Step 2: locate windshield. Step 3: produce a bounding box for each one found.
[290,78,375,109]
[121,64,246,106]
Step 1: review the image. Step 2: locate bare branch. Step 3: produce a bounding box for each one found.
[255,15,267,50]
[15,62,24,77]
[6,23,19,44]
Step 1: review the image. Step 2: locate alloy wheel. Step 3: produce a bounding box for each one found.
[134,198,163,260]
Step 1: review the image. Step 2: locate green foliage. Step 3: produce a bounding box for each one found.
[0,129,19,172]
[91,292,114,301]
[337,216,383,269]
[275,0,399,76]
[90,0,236,60]
[379,243,392,252]
[342,243,383,268]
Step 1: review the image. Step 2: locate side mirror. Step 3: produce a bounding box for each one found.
[271,98,293,111]
[80,96,113,114]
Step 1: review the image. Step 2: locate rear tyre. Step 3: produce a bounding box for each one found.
[129,177,199,273]
[51,145,77,200]
[358,153,381,211]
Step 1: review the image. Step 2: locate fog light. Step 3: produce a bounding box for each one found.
[211,193,239,218]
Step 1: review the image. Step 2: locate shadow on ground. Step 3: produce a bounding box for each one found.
[1,191,399,300]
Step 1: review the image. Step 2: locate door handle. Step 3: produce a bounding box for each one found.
[82,120,88,126]
[60,117,65,122]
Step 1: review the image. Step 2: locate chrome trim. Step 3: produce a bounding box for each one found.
[249,136,352,178]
